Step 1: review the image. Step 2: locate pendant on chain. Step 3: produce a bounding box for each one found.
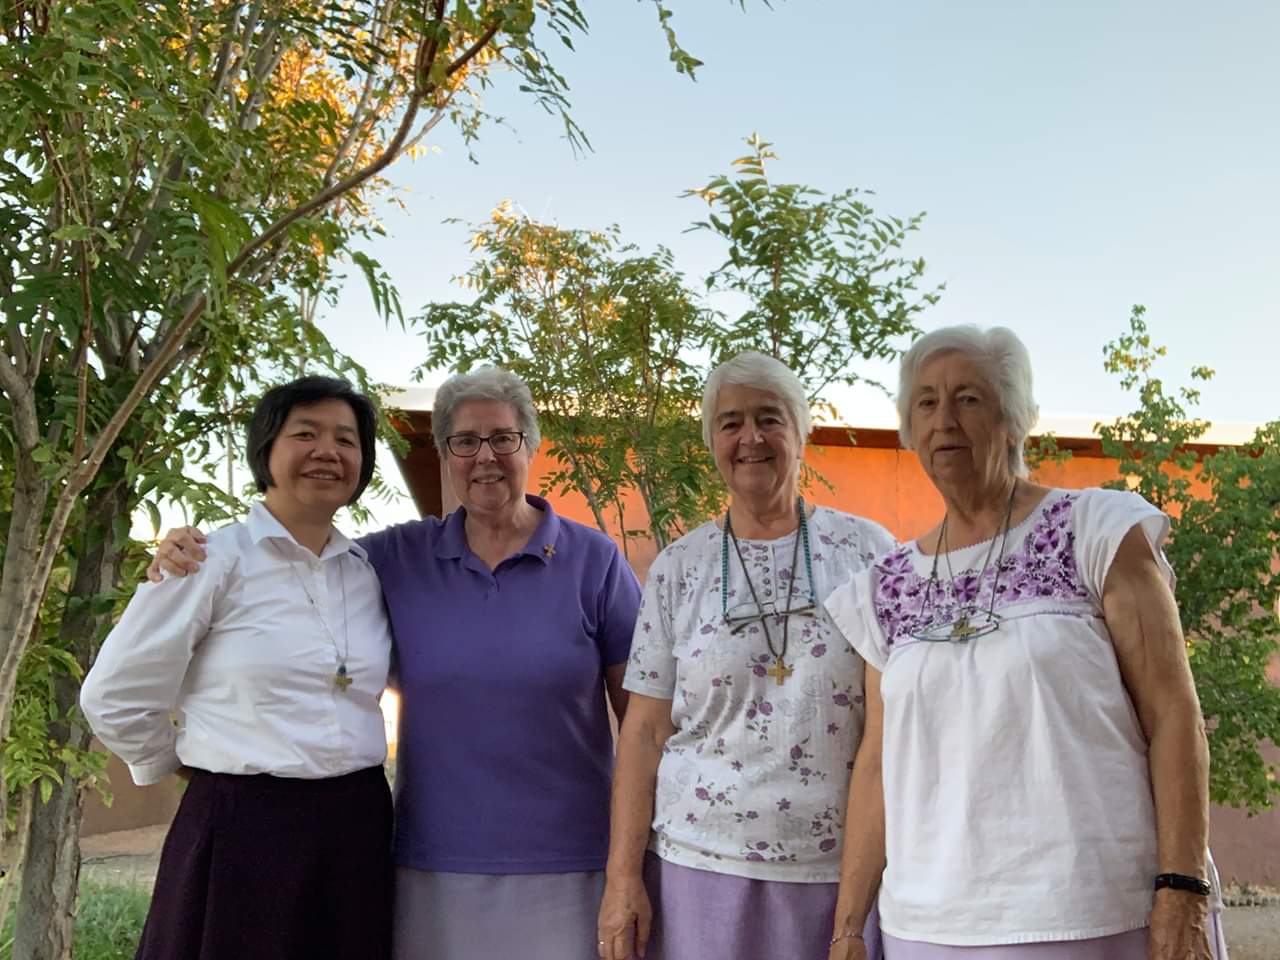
[334,663,353,692]
[765,656,793,686]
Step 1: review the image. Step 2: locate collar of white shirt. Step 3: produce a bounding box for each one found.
[245,501,368,563]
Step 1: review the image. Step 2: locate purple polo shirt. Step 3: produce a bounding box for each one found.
[359,495,640,874]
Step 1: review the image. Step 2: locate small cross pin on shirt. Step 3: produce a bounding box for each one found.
[543,543,556,558]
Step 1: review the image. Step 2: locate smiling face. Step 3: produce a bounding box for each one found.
[263,398,362,521]
[908,350,1013,491]
[445,399,531,521]
[711,384,802,504]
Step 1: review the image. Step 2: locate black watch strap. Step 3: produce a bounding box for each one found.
[1153,872,1211,896]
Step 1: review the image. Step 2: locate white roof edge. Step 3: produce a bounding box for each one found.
[387,385,1261,446]
[382,386,437,411]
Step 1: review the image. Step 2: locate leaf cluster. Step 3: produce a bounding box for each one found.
[688,133,940,418]
[1098,307,1280,811]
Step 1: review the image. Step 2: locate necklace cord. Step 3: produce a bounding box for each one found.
[273,540,351,670]
[723,497,811,664]
[924,479,1019,630]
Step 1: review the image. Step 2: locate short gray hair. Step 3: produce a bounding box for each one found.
[896,325,1038,478]
[433,366,541,459]
[702,351,812,452]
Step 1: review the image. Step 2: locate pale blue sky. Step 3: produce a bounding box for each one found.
[318,0,1278,431]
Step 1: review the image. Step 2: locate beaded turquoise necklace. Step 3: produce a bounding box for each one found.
[721,497,816,685]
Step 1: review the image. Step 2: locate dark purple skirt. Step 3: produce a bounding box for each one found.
[135,766,392,960]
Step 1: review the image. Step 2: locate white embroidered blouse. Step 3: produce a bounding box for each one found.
[827,487,1192,945]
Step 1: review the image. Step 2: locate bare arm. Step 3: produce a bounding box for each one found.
[597,692,675,960]
[828,667,885,960]
[605,662,630,726]
[1105,526,1212,960]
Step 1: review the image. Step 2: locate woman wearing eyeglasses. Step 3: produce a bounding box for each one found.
[151,366,641,960]
[597,352,896,960]
[373,366,640,959]
[823,325,1226,960]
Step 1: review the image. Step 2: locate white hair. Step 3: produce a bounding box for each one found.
[896,325,1039,478]
[701,351,812,453]
[433,366,541,459]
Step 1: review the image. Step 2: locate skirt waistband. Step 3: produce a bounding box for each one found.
[188,765,387,794]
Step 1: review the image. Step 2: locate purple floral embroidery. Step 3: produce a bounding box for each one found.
[874,493,1092,647]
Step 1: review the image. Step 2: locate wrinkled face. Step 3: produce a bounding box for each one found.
[711,384,802,502]
[446,399,531,518]
[264,398,362,518]
[908,350,1012,490]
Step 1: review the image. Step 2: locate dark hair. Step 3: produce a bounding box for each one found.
[247,376,378,504]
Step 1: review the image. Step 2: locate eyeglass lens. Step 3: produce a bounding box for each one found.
[448,432,523,456]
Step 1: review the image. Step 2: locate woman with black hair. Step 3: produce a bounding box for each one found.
[81,375,394,960]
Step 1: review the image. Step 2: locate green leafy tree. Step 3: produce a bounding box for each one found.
[687,134,939,418]
[1098,306,1280,811]
[419,204,720,551]
[418,137,936,548]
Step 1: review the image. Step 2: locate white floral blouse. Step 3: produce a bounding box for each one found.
[623,507,896,882]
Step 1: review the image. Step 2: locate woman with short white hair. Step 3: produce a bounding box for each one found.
[149,365,643,960]
[824,324,1227,959]
[597,351,897,960]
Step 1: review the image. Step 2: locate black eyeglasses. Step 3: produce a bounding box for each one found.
[445,431,526,457]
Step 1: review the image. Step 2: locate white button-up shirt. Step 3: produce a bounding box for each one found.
[81,502,392,785]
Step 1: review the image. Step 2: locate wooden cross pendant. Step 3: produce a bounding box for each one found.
[765,656,793,686]
[950,617,978,641]
[333,666,353,692]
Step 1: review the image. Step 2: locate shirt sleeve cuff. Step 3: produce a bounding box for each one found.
[127,754,182,786]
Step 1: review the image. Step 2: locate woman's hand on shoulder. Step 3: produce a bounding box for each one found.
[597,872,651,960]
[1148,889,1212,960]
[146,527,209,582]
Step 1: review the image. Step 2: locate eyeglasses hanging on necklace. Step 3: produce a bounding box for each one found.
[721,497,816,685]
[909,480,1018,643]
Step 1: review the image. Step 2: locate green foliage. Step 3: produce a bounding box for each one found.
[687,134,939,420]
[417,136,934,547]
[1023,432,1071,473]
[0,879,150,959]
[1098,306,1280,811]
[419,206,721,549]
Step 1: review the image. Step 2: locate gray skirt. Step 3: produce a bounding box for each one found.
[392,867,605,960]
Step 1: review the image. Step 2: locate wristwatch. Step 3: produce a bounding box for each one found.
[1153,873,1211,896]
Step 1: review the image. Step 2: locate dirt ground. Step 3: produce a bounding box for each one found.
[81,826,1280,957]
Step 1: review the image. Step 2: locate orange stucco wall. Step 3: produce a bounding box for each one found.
[412,428,1278,885]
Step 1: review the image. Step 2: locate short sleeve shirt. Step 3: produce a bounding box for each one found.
[360,495,641,874]
[826,488,1170,944]
[625,507,896,882]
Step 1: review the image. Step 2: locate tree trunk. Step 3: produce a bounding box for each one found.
[0,785,34,934]
[13,475,131,960]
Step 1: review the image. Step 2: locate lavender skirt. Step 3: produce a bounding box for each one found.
[881,910,1230,959]
[642,853,883,960]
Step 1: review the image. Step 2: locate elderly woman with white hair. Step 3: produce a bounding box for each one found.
[150,366,642,960]
[823,325,1227,960]
[597,351,897,960]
